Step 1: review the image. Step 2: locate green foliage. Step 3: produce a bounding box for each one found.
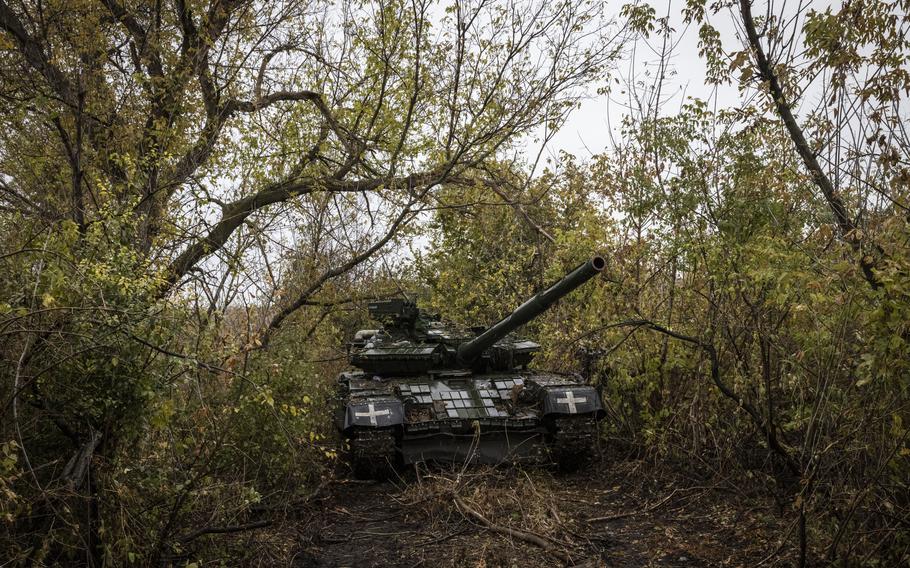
[416,159,615,350]
[621,3,657,36]
[1,0,622,560]
[418,93,910,561]
[1,0,908,564]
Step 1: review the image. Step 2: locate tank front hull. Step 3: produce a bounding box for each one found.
[399,428,547,465]
[336,370,604,474]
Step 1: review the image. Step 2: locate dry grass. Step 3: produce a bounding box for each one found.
[183,458,800,567]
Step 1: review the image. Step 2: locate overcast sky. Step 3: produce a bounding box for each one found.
[545,1,746,160]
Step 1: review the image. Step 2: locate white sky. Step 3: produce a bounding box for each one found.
[545,0,744,160]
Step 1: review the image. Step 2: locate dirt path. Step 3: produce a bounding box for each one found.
[288,460,792,567]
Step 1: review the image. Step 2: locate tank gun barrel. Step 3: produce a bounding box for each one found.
[456,256,605,365]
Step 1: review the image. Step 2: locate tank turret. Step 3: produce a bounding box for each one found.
[348,256,605,374]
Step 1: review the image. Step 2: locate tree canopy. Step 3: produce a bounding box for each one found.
[1,0,908,565]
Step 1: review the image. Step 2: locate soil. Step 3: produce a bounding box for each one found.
[277,458,796,568]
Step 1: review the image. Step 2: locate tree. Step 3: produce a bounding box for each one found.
[0,0,621,562]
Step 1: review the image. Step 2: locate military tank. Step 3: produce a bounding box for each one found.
[334,256,606,477]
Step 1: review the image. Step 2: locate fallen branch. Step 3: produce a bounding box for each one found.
[178,519,271,544]
[587,487,682,523]
[453,495,570,562]
[413,526,470,546]
[252,479,332,514]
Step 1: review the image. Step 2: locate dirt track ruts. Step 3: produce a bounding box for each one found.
[289,460,791,567]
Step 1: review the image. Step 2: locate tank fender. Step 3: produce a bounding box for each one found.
[542,386,604,418]
[344,399,404,431]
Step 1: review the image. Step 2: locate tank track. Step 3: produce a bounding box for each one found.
[348,428,398,479]
[548,416,599,471]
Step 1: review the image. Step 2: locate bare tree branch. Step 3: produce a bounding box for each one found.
[162,169,445,291]
[738,0,879,289]
[0,0,78,107]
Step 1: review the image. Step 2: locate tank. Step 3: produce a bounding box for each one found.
[334,256,607,477]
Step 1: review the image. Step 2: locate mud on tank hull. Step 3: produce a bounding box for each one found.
[335,371,604,476]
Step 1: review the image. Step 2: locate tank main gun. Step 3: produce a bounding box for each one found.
[455,256,605,365]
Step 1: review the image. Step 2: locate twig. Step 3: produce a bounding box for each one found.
[413,526,470,546]
[178,519,272,544]
[587,488,682,523]
[13,237,48,493]
[453,495,570,562]
[523,470,563,525]
[754,514,800,567]
[250,478,332,514]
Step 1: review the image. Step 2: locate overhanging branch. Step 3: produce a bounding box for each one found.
[738,0,879,290]
[0,0,78,107]
[261,191,426,340]
[161,169,445,293]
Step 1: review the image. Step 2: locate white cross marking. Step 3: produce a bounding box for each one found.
[556,391,587,414]
[355,403,391,426]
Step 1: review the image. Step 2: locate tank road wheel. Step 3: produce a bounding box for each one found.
[348,428,399,480]
[548,416,599,472]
